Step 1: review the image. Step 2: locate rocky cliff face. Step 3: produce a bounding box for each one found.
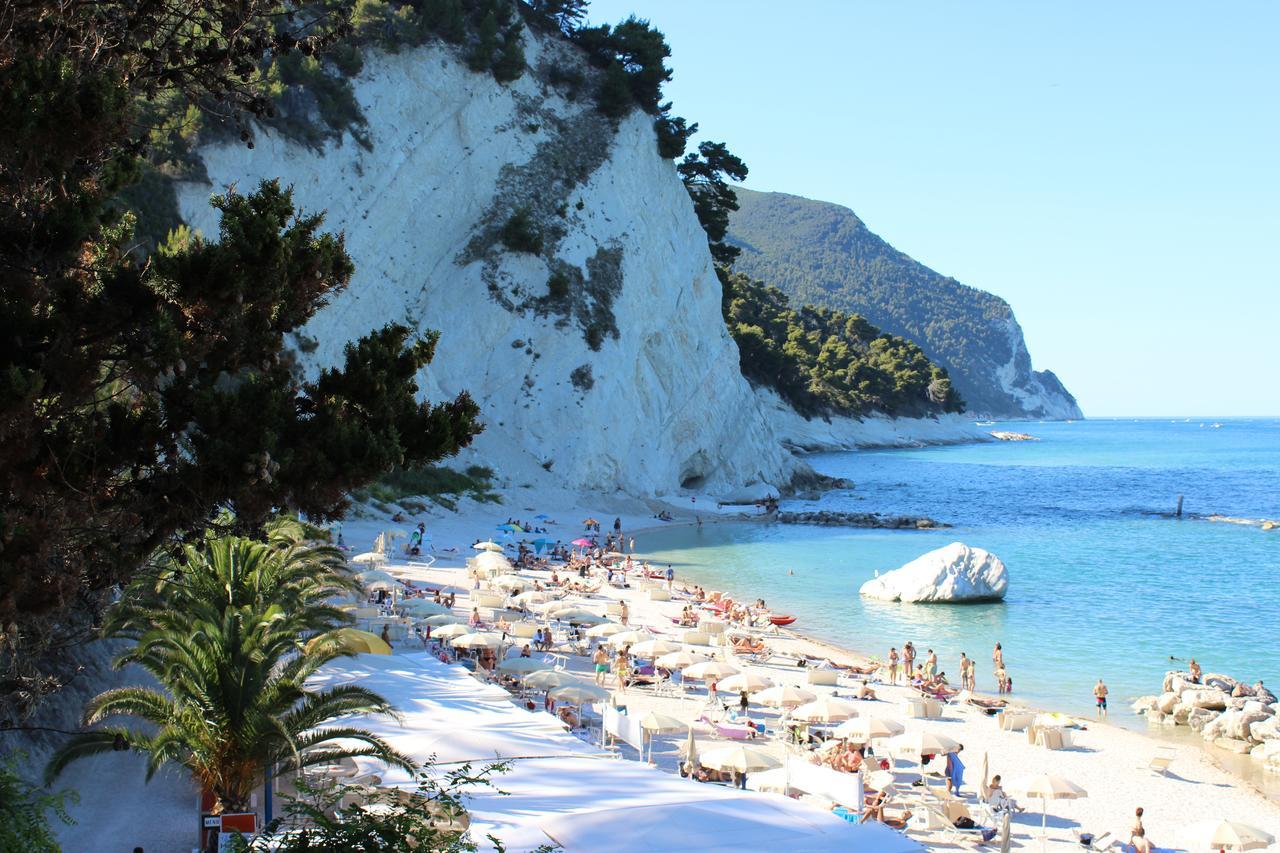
[178,35,797,497]
[727,189,1083,420]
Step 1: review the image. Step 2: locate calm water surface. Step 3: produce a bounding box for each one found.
[637,418,1280,721]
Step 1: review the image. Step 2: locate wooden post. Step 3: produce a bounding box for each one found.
[1176,495,1184,518]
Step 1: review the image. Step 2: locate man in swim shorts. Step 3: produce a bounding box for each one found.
[1094,678,1109,718]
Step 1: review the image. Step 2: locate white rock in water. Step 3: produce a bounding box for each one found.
[859,543,1009,603]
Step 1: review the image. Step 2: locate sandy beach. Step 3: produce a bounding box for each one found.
[44,489,1280,851]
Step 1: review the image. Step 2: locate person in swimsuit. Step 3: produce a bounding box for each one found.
[888,647,900,683]
[593,646,610,685]
[1188,658,1202,683]
[903,642,916,678]
[993,642,1004,672]
[1094,678,1109,719]
[924,649,938,679]
[959,653,970,690]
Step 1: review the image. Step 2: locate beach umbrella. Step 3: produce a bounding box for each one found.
[682,726,699,768]
[683,661,740,681]
[497,523,524,532]
[554,608,607,625]
[549,683,610,705]
[451,631,504,649]
[755,685,816,708]
[365,580,396,592]
[699,745,781,774]
[493,575,533,592]
[717,672,774,694]
[603,551,626,561]
[357,569,395,585]
[586,622,625,638]
[1004,774,1088,847]
[422,614,463,627]
[531,538,550,553]
[398,599,448,616]
[606,629,654,646]
[570,538,593,548]
[790,695,858,722]
[886,731,961,758]
[513,591,552,608]
[307,628,391,656]
[474,552,513,572]
[351,552,386,565]
[834,716,904,741]
[655,651,709,670]
[1183,820,1275,851]
[473,541,504,552]
[497,657,552,675]
[524,670,582,691]
[628,639,681,659]
[639,711,685,734]
[432,624,472,640]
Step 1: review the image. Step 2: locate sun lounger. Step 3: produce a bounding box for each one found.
[904,697,943,719]
[1072,829,1113,850]
[1139,746,1177,776]
[806,669,840,687]
[999,710,1036,731]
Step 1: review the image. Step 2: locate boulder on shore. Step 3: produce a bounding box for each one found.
[859,542,1008,603]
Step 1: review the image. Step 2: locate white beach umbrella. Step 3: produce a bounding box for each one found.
[357,569,395,585]
[523,670,583,691]
[699,745,781,774]
[431,623,472,640]
[606,629,654,646]
[549,683,610,705]
[628,639,681,659]
[451,631,504,650]
[717,672,774,694]
[473,541,504,552]
[1004,774,1088,846]
[554,608,607,625]
[1183,820,1276,851]
[513,590,551,607]
[352,552,386,565]
[474,552,513,572]
[639,712,686,734]
[493,574,532,592]
[543,600,591,617]
[655,651,709,670]
[755,685,816,708]
[496,657,552,675]
[586,622,625,638]
[790,696,859,723]
[886,730,961,758]
[398,599,448,616]
[683,661,740,681]
[365,580,396,592]
[834,716,904,741]
[421,614,463,628]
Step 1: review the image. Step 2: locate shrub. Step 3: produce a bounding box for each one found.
[570,364,594,391]
[547,271,570,299]
[499,207,543,254]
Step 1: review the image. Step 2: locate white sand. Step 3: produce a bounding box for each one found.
[46,491,1280,850]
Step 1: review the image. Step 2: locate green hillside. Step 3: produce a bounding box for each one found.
[726,189,1080,418]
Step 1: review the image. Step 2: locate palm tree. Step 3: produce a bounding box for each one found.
[46,534,411,813]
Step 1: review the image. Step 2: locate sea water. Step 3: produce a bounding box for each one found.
[636,418,1280,720]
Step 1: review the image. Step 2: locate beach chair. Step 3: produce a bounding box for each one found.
[1139,746,1177,776]
[998,710,1035,731]
[1072,829,1113,850]
[907,802,986,846]
[1037,727,1067,750]
[806,668,840,687]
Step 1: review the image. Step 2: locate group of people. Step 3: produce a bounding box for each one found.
[882,642,1012,696]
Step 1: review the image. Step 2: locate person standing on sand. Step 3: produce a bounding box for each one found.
[619,599,629,626]
[925,649,938,679]
[992,642,1004,673]
[903,642,916,677]
[593,646,609,685]
[888,647,900,683]
[1094,678,1109,719]
[959,653,972,690]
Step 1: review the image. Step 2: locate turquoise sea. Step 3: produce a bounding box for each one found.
[637,418,1280,722]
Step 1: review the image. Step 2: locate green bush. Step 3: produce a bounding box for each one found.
[500,207,543,254]
[547,270,570,299]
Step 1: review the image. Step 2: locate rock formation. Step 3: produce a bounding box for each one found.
[858,542,1009,603]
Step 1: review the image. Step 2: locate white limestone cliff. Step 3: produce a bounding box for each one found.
[859,542,1009,603]
[177,35,798,498]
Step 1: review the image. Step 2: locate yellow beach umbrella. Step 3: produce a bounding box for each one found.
[308,628,391,656]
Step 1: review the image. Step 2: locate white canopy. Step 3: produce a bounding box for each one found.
[749,761,864,810]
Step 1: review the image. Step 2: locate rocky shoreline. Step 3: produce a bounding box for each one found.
[774,509,950,529]
[1133,670,1280,774]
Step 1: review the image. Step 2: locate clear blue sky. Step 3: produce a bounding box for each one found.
[587,1,1279,417]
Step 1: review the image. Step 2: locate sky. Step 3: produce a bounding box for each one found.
[586,1,1280,417]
